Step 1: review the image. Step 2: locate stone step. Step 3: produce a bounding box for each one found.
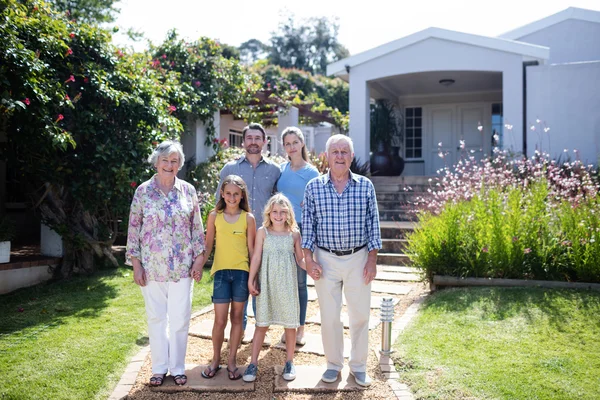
[381,238,408,253]
[150,364,254,392]
[371,282,413,295]
[344,295,401,309]
[370,175,433,185]
[375,271,420,282]
[306,312,381,330]
[189,320,270,346]
[273,365,364,392]
[377,253,412,266]
[376,191,427,202]
[377,201,415,211]
[272,332,351,358]
[374,183,429,192]
[379,209,418,222]
[380,222,415,239]
[377,265,419,274]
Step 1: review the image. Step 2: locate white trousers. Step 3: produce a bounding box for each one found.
[141,278,193,375]
[314,247,371,372]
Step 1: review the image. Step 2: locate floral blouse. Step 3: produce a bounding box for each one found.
[126,175,205,282]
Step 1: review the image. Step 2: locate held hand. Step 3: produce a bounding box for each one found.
[133,265,146,287]
[191,255,204,282]
[248,276,260,296]
[307,260,323,281]
[362,259,377,284]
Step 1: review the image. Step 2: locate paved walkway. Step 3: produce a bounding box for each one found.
[109,268,427,399]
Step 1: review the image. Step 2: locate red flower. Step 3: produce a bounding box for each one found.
[130,181,137,188]
[65,48,73,56]
[168,105,176,113]
[116,50,124,58]
[193,80,201,87]
[17,307,24,313]
[83,77,89,83]
[65,75,75,83]
[65,95,70,101]
[24,98,30,106]
[69,32,75,38]
[56,114,64,122]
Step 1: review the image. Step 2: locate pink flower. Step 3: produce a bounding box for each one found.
[512,236,518,243]
[24,98,30,106]
[65,95,70,101]
[65,75,75,83]
[524,248,532,254]
[56,114,64,122]
[162,54,167,59]
[83,77,89,83]
[481,246,488,253]
[130,181,137,188]
[17,307,24,312]
[168,105,176,113]
[65,48,73,56]
[193,80,201,87]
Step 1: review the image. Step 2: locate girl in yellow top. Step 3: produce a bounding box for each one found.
[194,175,256,381]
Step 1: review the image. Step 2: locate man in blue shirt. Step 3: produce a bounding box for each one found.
[302,134,382,387]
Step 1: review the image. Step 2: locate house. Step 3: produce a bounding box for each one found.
[327,7,600,176]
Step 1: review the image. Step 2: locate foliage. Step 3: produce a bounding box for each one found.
[149,30,262,150]
[48,0,120,24]
[0,266,213,400]
[370,99,403,152]
[407,150,600,282]
[263,13,349,75]
[0,215,16,242]
[239,38,269,65]
[0,0,179,276]
[395,287,600,400]
[251,64,349,130]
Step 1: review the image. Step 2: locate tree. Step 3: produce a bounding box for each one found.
[48,0,120,24]
[0,0,179,277]
[263,13,350,75]
[239,38,269,65]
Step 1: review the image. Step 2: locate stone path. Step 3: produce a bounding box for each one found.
[110,241,424,399]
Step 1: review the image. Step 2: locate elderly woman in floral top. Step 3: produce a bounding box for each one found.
[126,140,205,387]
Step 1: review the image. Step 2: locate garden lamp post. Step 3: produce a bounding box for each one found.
[380,297,395,355]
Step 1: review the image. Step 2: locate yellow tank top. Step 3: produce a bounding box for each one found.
[211,210,249,275]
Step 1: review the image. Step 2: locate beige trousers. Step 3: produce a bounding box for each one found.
[314,247,371,372]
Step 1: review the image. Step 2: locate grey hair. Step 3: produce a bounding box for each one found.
[326,134,354,155]
[147,140,185,170]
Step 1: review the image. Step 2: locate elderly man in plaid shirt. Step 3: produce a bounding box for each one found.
[301,134,382,387]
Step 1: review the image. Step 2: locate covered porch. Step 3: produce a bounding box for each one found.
[327,27,549,176]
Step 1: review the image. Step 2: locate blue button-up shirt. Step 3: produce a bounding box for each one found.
[301,171,382,253]
[217,155,280,228]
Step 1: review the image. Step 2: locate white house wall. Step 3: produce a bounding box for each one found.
[515,20,600,64]
[526,61,600,164]
[348,37,524,162]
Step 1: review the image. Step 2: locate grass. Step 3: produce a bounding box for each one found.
[394,287,600,400]
[0,265,214,400]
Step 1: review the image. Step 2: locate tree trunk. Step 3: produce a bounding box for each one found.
[38,184,118,278]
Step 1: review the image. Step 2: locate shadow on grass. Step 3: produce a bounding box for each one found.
[0,267,123,337]
[424,286,600,327]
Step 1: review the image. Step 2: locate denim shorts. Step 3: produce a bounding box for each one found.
[212,269,249,304]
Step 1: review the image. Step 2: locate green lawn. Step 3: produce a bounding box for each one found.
[394,287,600,400]
[0,266,214,400]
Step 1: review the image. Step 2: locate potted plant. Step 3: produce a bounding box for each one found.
[0,215,15,263]
[370,99,405,176]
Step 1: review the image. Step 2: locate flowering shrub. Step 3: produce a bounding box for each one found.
[407,149,600,283]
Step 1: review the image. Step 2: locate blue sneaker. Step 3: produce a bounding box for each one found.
[243,363,258,382]
[282,361,296,381]
[321,369,340,383]
[350,370,372,387]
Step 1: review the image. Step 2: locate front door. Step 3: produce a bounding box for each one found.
[427,103,488,175]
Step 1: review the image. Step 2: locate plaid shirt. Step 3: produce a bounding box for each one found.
[301,171,382,253]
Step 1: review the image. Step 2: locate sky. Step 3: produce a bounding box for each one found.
[112,0,600,56]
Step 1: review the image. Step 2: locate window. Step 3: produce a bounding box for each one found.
[404,107,423,159]
[228,129,243,148]
[491,103,503,148]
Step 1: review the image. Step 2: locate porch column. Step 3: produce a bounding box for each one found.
[502,64,524,155]
[349,76,370,163]
[41,223,63,257]
[180,111,219,171]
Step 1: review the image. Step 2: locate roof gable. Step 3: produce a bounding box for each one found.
[499,7,600,40]
[327,27,549,77]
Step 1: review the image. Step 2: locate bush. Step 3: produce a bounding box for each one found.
[408,150,600,283]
